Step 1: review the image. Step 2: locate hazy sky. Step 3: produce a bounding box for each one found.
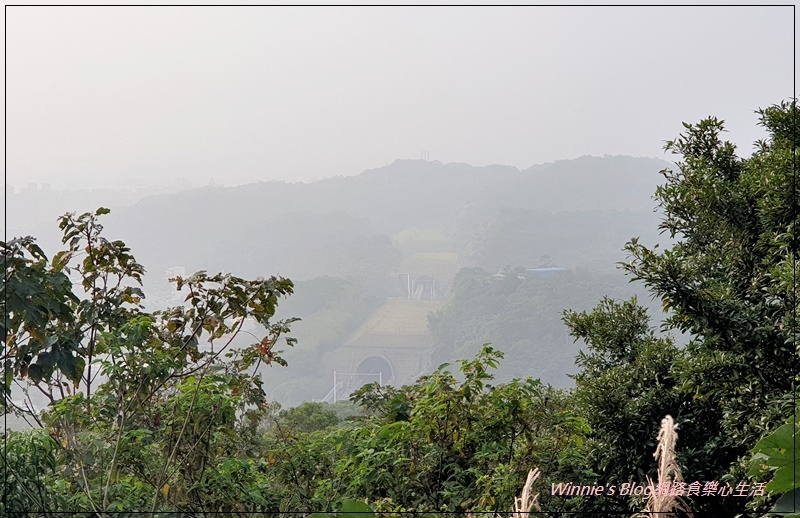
[6,6,794,190]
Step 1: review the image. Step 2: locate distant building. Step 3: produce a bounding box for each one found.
[396,252,461,299]
[321,299,445,401]
[523,267,569,278]
[491,266,570,280]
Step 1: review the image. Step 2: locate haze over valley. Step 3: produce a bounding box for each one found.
[8,154,678,406]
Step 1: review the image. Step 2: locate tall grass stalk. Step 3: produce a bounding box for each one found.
[634,415,694,518]
[512,468,541,517]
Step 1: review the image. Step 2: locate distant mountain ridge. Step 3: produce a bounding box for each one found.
[99,154,672,284]
[114,155,671,223]
[209,155,670,229]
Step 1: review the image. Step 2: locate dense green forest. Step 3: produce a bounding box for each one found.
[428,266,664,387]
[2,102,797,516]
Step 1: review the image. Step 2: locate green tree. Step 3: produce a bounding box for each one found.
[3,208,298,515]
[276,401,340,434]
[429,266,653,386]
[245,346,588,514]
[0,428,64,516]
[564,101,798,516]
[625,103,797,515]
[563,297,686,514]
[335,345,589,514]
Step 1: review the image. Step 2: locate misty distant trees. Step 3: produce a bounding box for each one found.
[428,266,656,386]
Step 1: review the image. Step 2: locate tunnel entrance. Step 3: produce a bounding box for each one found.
[356,356,394,384]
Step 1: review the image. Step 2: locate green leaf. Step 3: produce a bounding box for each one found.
[770,488,800,515]
[750,420,800,494]
[27,364,44,383]
[51,250,72,272]
[339,499,373,515]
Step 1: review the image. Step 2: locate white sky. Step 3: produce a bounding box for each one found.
[5,6,794,190]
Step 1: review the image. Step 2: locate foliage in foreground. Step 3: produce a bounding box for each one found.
[563,101,798,516]
[2,208,298,515]
[250,345,588,514]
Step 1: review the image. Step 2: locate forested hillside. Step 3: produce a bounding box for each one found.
[99,155,669,285]
[428,267,659,387]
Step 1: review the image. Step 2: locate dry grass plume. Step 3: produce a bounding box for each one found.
[633,415,694,518]
[513,468,542,517]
